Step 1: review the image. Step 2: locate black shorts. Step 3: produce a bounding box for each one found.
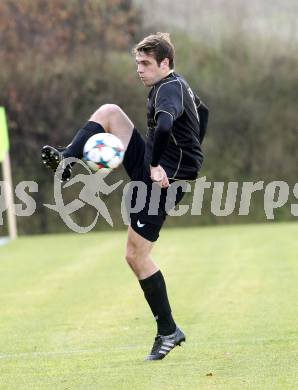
[122,128,185,242]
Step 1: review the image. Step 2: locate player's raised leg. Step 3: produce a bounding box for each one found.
[125,226,185,360]
[41,104,134,180]
[89,104,134,150]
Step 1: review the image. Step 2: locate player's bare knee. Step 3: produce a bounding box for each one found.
[125,248,136,267]
[100,104,122,118]
[135,246,150,262]
[90,104,121,125]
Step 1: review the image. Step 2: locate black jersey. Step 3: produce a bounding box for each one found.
[145,72,204,180]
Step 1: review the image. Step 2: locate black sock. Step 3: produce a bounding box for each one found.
[62,121,105,159]
[139,270,176,336]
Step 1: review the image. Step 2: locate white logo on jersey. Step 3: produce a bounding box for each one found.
[187,87,200,122]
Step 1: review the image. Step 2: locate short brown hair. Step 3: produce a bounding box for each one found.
[133,32,175,69]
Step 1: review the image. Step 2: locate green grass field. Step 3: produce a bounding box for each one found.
[0,222,297,390]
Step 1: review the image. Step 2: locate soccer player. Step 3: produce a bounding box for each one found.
[41,32,206,360]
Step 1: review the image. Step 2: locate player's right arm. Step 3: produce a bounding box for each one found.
[149,80,183,187]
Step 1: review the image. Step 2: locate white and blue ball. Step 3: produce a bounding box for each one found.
[83,133,124,171]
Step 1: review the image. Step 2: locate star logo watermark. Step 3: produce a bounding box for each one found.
[43,158,123,233]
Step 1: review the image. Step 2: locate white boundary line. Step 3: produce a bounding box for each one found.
[0,345,143,360]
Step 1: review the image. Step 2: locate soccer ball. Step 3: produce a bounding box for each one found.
[83,133,124,171]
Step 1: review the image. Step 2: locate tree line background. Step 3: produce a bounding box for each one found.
[0,0,297,235]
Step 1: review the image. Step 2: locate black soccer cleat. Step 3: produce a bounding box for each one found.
[41,145,72,182]
[145,327,186,361]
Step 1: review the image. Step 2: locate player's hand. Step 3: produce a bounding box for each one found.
[150,165,169,188]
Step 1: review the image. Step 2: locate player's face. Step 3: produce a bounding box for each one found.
[136,52,170,87]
